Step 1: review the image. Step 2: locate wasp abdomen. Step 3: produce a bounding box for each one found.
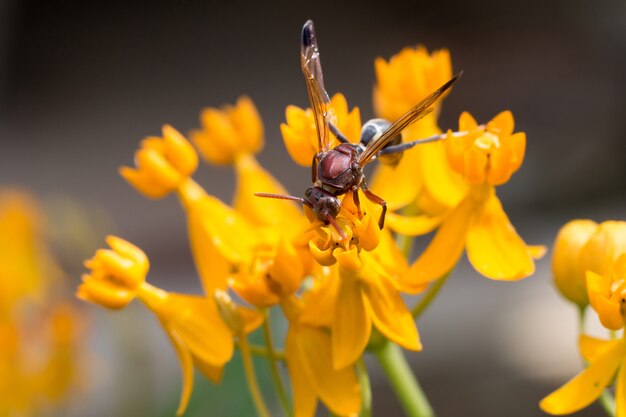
[360,118,403,166]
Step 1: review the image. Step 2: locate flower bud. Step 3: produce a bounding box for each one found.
[77,236,149,309]
[120,125,198,198]
[552,220,599,307]
[191,96,263,165]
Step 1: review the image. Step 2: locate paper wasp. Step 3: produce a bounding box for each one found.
[257,20,461,237]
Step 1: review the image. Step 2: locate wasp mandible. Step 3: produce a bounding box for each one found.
[257,20,461,237]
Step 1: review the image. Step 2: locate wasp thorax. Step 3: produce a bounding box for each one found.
[304,186,341,221]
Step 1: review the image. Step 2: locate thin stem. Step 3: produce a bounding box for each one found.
[372,341,434,417]
[577,305,586,334]
[262,318,293,417]
[411,271,451,319]
[599,390,616,417]
[357,358,372,417]
[239,335,272,417]
[249,344,286,360]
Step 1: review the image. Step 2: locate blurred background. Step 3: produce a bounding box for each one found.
[1,0,625,415]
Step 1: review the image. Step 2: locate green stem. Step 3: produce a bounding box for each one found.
[249,344,286,360]
[373,341,434,417]
[239,335,272,417]
[599,390,616,417]
[357,358,372,417]
[411,271,451,319]
[262,318,293,417]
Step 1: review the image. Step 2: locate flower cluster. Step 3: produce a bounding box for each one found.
[542,220,626,416]
[0,190,83,416]
[78,33,542,417]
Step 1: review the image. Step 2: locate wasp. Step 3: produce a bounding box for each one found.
[257,20,461,237]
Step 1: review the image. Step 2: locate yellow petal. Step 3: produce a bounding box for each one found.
[418,133,467,209]
[332,273,371,369]
[300,267,340,328]
[76,276,135,310]
[368,148,423,210]
[362,273,421,351]
[164,328,194,417]
[233,154,302,230]
[466,195,535,280]
[459,111,478,131]
[540,339,623,415]
[193,358,224,384]
[402,196,475,290]
[464,146,488,185]
[286,328,319,417]
[586,271,623,331]
[488,110,514,136]
[295,325,361,415]
[187,194,260,268]
[160,293,234,367]
[270,238,305,296]
[385,211,442,236]
[187,204,230,294]
[579,335,615,363]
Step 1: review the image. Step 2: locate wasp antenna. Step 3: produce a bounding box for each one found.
[325,213,348,241]
[254,192,311,207]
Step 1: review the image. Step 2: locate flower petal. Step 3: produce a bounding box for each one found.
[362,273,421,351]
[385,211,442,236]
[164,328,194,417]
[332,273,371,369]
[402,195,475,290]
[466,195,534,280]
[162,293,234,367]
[295,325,361,416]
[233,154,302,230]
[579,335,616,363]
[286,328,318,417]
[540,339,623,415]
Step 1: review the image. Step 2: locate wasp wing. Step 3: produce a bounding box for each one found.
[357,72,462,167]
[301,20,335,153]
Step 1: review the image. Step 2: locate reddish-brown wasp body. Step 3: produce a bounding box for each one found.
[257,20,461,236]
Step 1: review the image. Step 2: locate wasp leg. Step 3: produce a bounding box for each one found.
[312,153,320,183]
[352,187,362,218]
[329,122,350,144]
[325,212,348,241]
[361,184,387,229]
[377,133,445,156]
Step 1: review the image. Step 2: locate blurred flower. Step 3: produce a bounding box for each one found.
[370,46,465,216]
[78,236,263,416]
[0,190,83,417]
[191,96,263,165]
[281,93,362,166]
[402,111,543,288]
[541,255,626,416]
[120,125,198,198]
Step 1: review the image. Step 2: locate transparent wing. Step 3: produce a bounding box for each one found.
[301,20,335,153]
[357,72,462,166]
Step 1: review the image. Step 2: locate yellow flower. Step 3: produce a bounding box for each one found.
[402,111,542,288]
[78,236,262,416]
[191,96,263,165]
[120,125,198,199]
[306,196,420,368]
[445,111,526,185]
[0,191,61,313]
[541,256,626,416]
[370,45,465,215]
[281,93,362,167]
